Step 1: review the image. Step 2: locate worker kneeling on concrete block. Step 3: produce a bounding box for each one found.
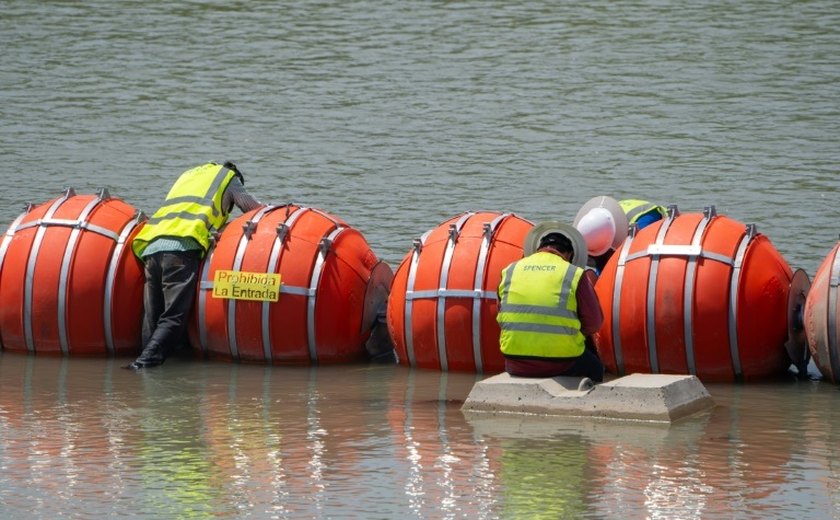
[497,222,605,382]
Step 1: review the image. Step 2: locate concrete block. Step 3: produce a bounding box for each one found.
[461,372,715,423]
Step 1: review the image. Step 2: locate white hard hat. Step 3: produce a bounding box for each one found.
[575,207,616,256]
[573,196,628,256]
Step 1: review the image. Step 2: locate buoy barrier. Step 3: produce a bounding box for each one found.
[190,204,393,364]
[804,241,840,383]
[594,205,809,382]
[0,189,146,355]
[387,211,533,373]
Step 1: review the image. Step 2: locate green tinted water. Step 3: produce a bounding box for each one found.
[1,1,839,518]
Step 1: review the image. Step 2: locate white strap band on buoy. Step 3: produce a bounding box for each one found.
[727,223,757,378]
[24,190,75,353]
[435,212,474,372]
[226,205,276,360]
[261,206,310,362]
[103,210,146,354]
[307,225,347,362]
[470,213,510,373]
[827,246,840,380]
[681,206,717,375]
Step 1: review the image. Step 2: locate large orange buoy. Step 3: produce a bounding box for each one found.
[0,189,146,355]
[804,241,840,383]
[189,204,392,364]
[386,211,533,373]
[595,206,809,382]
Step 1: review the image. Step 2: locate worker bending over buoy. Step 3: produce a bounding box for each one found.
[497,223,605,382]
[126,161,263,370]
[574,196,668,274]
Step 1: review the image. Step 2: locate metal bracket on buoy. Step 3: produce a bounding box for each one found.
[628,222,638,238]
[448,223,459,242]
[209,231,221,247]
[96,187,111,201]
[482,222,493,239]
[115,211,146,245]
[242,220,257,240]
[745,223,757,240]
[63,187,77,198]
[412,237,423,254]
[23,202,33,213]
[667,204,680,219]
[276,222,290,244]
[703,205,717,218]
[319,237,333,256]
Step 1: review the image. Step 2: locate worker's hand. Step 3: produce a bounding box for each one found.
[585,334,602,357]
[584,268,598,287]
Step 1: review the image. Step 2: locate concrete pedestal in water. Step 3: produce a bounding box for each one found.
[462,373,714,423]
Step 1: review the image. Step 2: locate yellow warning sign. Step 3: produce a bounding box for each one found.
[212,270,281,302]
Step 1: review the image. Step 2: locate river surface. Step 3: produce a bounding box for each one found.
[1,0,839,518]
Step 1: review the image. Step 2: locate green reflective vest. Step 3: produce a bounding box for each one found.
[497,252,585,359]
[619,199,668,225]
[132,163,238,258]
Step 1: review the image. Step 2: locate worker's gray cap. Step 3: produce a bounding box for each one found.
[523,221,589,268]
[573,195,629,252]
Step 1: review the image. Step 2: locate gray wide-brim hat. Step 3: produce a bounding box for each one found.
[573,195,629,253]
[523,221,589,268]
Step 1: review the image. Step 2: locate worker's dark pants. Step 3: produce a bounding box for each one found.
[503,339,605,383]
[135,250,201,366]
[567,347,605,383]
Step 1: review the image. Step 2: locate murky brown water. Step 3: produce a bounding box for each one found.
[1,355,838,519]
[2,0,840,518]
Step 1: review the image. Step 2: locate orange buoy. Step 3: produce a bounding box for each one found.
[0,189,146,355]
[386,211,533,373]
[804,241,840,383]
[189,204,392,364]
[595,206,809,382]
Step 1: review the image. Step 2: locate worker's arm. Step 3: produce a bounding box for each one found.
[576,273,603,336]
[223,177,264,213]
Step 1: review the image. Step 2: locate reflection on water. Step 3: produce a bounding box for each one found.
[1,353,839,519]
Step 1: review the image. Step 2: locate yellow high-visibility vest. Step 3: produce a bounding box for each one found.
[132,163,238,258]
[619,199,668,225]
[497,251,585,359]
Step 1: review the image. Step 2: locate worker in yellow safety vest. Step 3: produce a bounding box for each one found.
[574,195,668,275]
[497,228,604,382]
[125,161,263,370]
[619,199,668,229]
